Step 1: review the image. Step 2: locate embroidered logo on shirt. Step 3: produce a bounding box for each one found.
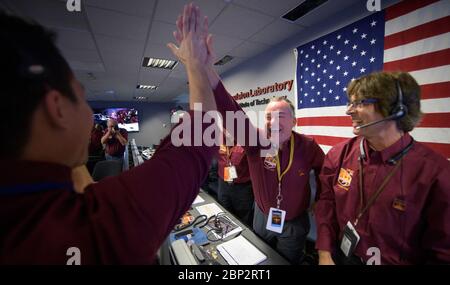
[392,198,407,211]
[337,168,354,190]
[263,154,276,171]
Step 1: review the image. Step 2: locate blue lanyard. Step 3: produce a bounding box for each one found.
[0,182,74,195]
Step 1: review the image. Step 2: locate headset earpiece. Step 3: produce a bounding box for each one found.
[391,80,407,119]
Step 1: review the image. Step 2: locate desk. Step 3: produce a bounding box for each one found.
[159,190,290,265]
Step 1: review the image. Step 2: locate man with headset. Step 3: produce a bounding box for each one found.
[315,71,450,265]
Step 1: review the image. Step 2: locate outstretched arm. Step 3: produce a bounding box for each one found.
[167,4,216,112]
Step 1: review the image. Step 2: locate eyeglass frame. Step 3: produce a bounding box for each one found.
[346,98,378,109]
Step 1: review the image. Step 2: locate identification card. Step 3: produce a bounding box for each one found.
[224,166,237,182]
[340,221,360,257]
[266,207,286,234]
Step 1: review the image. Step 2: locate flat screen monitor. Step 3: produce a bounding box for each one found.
[93,108,139,132]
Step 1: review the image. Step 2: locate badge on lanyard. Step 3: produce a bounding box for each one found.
[224,166,238,182]
[340,221,360,257]
[266,207,286,234]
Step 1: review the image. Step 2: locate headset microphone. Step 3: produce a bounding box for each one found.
[355,80,407,130]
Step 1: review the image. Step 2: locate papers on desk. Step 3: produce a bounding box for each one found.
[195,203,223,217]
[192,195,205,205]
[217,236,267,265]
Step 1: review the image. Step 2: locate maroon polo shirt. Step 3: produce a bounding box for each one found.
[315,133,450,264]
[213,82,324,221]
[0,111,217,264]
[104,128,128,157]
[89,129,103,155]
[217,145,250,184]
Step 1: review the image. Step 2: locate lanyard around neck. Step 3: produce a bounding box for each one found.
[225,146,234,165]
[274,134,295,209]
[275,134,295,183]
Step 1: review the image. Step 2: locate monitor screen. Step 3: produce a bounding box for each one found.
[93,108,139,132]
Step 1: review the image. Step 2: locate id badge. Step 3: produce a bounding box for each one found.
[340,221,360,257]
[266,207,286,234]
[224,166,237,182]
[228,166,238,179]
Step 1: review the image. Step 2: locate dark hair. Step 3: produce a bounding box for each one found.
[347,71,423,132]
[0,11,76,158]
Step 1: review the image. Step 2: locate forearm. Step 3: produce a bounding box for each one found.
[205,65,220,90]
[116,133,128,146]
[100,133,109,144]
[186,61,216,112]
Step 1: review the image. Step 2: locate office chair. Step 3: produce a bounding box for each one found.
[92,160,123,181]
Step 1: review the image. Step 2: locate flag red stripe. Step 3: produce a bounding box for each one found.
[298,113,450,128]
[297,116,351,127]
[421,142,450,158]
[383,48,450,72]
[420,82,450,100]
[384,16,450,49]
[418,113,450,128]
[385,0,440,21]
[306,135,349,146]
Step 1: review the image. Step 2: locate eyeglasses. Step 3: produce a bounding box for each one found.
[346,98,378,109]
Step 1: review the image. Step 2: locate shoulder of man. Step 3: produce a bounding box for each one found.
[410,139,450,169]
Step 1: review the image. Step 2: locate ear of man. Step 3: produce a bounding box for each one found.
[42,90,73,130]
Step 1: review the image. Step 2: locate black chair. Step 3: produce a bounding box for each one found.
[92,160,123,181]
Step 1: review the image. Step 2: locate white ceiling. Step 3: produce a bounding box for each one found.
[1,0,375,103]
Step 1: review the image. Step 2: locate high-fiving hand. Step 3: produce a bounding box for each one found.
[167,3,215,67]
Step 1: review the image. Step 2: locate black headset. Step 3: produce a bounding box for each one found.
[355,79,408,130]
[390,80,408,120]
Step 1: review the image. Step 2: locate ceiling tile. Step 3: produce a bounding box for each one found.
[230,41,270,58]
[233,0,303,18]
[53,27,97,50]
[249,19,304,45]
[85,0,156,18]
[138,68,170,86]
[147,21,177,46]
[154,0,227,24]
[210,34,245,59]
[94,35,144,73]
[210,4,274,40]
[86,6,150,41]
[60,48,102,63]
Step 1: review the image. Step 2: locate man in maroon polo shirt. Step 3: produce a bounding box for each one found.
[101,119,128,161]
[217,135,254,227]
[0,7,218,264]
[168,7,325,264]
[315,71,450,265]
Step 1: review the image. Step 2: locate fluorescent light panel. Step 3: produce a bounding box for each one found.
[136,84,157,90]
[143,57,178,70]
[133,96,148,100]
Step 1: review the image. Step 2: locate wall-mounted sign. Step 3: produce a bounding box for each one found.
[233,80,294,101]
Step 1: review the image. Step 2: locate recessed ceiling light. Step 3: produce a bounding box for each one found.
[214,55,234,66]
[282,0,328,22]
[142,57,178,70]
[133,96,148,100]
[136,84,157,90]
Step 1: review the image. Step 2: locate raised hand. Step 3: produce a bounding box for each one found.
[167,3,215,67]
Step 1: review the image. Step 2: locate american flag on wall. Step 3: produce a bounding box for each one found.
[295,0,450,158]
